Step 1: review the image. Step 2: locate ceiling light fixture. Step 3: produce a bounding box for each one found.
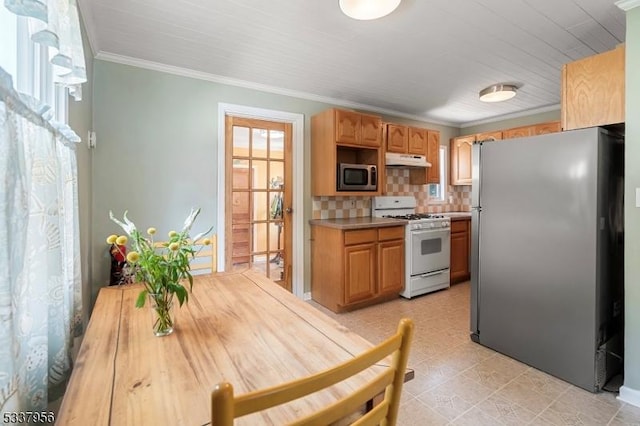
[339,0,401,20]
[479,84,518,102]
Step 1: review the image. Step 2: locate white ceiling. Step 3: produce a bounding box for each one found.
[78,0,626,127]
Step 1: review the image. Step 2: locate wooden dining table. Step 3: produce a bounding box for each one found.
[57,269,412,425]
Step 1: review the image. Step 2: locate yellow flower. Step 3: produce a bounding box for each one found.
[126,251,140,263]
[168,230,178,238]
[147,227,157,235]
[202,238,211,246]
[116,235,128,246]
[169,242,180,251]
[106,234,118,244]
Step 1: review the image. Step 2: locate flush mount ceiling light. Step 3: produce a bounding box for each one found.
[339,0,401,20]
[479,84,518,102]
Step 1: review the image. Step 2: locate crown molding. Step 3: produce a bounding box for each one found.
[459,104,561,128]
[93,51,460,127]
[616,0,640,11]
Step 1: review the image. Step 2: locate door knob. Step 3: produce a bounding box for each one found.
[285,207,293,214]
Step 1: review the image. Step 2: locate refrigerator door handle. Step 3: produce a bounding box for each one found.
[470,142,482,341]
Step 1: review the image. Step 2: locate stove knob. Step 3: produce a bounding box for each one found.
[414,224,421,230]
[430,223,435,228]
[442,221,448,227]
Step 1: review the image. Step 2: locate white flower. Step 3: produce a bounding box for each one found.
[109,210,137,236]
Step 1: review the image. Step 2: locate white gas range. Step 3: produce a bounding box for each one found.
[372,196,451,298]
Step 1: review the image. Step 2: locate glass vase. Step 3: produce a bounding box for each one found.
[148,292,175,336]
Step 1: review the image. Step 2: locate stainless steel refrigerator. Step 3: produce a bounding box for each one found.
[470,126,624,392]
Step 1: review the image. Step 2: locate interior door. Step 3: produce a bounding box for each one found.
[225,116,293,291]
[231,168,250,265]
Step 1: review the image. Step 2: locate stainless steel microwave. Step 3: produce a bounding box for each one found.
[337,163,377,191]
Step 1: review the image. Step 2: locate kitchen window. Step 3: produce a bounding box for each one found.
[428,146,447,202]
[0,6,17,79]
[0,7,69,123]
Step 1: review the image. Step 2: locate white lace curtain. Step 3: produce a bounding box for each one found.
[4,0,86,99]
[0,65,82,414]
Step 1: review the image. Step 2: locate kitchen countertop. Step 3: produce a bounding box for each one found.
[309,217,407,230]
[442,212,472,219]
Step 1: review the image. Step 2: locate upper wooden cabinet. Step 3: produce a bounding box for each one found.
[426,131,440,184]
[311,108,383,196]
[450,120,561,187]
[408,127,428,155]
[503,121,561,139]
[384,122,440,186]
[450,135,474,185]
[502,125,531,139]
[407,129,441,185]
[361,114,383,147]
[533,121,561,135]
[385,124,430,156]
[335,109,360,144]
[475,131,502,142]
[385,124,409,153]
[561,45,625,131]
[335,109,382,147]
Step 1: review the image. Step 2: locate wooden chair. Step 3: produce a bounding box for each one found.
[190,235,217,275]
[153,235,217,274]
[211,318,414,426]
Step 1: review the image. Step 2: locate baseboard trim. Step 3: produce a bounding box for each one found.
[618,386,640,408]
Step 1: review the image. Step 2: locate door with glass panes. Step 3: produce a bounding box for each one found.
[225,116,292,291]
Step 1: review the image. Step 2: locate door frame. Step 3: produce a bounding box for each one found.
[217,103,304,298]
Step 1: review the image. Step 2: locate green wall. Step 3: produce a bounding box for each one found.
[91,59,458,303]
[67,17,94,327]
[624,6,640,398]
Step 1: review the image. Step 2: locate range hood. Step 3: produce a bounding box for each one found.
[385,152,432,168]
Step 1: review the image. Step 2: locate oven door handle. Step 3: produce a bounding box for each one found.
[420,270,447,278]
[412,229,450,237]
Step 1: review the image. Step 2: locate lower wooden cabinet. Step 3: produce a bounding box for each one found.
[311,225,404,312]
[450,217,471,283]
[344,242,377,304]
[378,239,404,294]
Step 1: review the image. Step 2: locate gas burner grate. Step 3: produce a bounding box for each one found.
[383,213,445,220]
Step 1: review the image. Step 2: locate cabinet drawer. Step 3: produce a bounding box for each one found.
[451,219,469,233]
[344,229,377,245]
[378,226,404,241]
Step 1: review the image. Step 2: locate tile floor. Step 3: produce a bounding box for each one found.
[308,281,640,425]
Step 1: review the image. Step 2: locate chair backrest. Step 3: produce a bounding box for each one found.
[153,235,217,275]
[190,236,217,275]
[211,318,414,426]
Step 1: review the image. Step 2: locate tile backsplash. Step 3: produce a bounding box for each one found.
[311,169,471,219]
[311,197,371,220]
